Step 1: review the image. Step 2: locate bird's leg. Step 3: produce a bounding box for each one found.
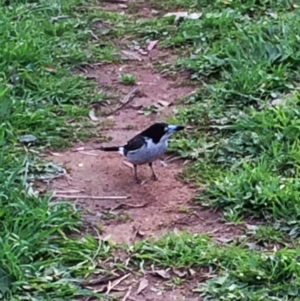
[133,164,141,184]
[148,162,158,181]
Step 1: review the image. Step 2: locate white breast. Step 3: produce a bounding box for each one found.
[125,138,168,165]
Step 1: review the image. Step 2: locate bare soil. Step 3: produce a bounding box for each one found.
[46,4,242,300]
[48,59,240,244]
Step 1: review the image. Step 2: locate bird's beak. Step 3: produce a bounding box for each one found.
[167,125,185,133]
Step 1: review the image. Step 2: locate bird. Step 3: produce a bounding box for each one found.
[97,122,184,184]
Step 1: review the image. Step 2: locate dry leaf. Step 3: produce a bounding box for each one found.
[189,268,196,276]
[89,109,98,121]
[268,98,287,107]
[130,104,143,110]
[216,237,233,243]
[50,152,63,157]
[45,66,56,72]
[138,49,148,56]
[183,159,190,166]
[246,242,261,250]
[137,230,146,237]
[159,160,168,167]
[173,269,187,278]
[153,269,171,279]
[26,183,36,197]
[136,278,149,295]
[121,50,142,61]
[147,40,158,51]
[102,234,111,241]
[157,100,170,107]
[84,285,106,292]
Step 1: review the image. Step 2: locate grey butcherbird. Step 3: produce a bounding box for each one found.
[98,122,184,183]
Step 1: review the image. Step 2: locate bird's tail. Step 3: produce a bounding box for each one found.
[97,146,120,152]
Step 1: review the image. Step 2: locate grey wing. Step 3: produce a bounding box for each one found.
[123,135,146,156]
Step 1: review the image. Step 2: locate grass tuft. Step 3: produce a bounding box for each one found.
[130,231,300,300]
[0,0,122,299]
[133,1,300,234]
[129,2,300,298]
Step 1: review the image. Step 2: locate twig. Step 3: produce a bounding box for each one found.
[122,286,132,301]
[90,30,99,41]
[106,273,131,294]
[132,225,140,242]
[165,156,182,163]
[160,160,168,167]
[93,227,103,260]
[54,194,130,200]
[140,178,151,186]
[106,87,142,116]
[78,151,99,156]
[191,212,205,221]
[54,189,83,194]
[82,274,120,287]
[108,202,150,211]
[40,168,72,184]
[123,161,134,169]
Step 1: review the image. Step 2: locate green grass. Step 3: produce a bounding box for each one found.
[119,73,136,85]
[4,0,300,300]
[0,0,125,299]
[125,1,300,299]
[133,1,300,233]
[130,231,300,300]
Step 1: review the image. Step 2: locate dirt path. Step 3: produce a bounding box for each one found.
[46,4,242,300]
[48,53,239,242]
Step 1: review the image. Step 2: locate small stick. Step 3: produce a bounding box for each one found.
[82,274,120,287]
[54,195,130,200]
[108,202,150,211]
[54,189,83,194]
[122,286,132,301]
[123,161,134,169]
[90,30,99,41]
[106,273,131,294]
[78,151,99,156]
[106,87,142,116]
[165,156,182,163]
